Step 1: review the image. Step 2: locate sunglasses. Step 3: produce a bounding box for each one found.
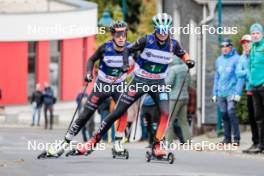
[114,31,126,38]
[155,27,169,35]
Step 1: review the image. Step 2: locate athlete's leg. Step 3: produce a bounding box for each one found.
[112,90,128,152]
[149,87,170,156]
[112,91,128,138]
[65,83,110,141]
[78,77,146,154]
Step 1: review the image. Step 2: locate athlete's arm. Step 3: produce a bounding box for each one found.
[173,40,189,61]
[86,44,105,74]
[173,40,195,68]
[123,36,147,63]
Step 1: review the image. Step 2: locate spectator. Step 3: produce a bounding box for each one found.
[236,34,259,153]
[212,38,243,145]
[42,82,55,130]
[165,57,191,144]
[141,94,159,147]
[31,83,43,126]
[248,23,264,153]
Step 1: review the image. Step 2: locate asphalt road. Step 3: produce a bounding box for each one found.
[0,127,263,176]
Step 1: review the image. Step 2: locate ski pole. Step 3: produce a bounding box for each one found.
[65,82,89,135]
[169,68,190,120]
[133,95,145,140]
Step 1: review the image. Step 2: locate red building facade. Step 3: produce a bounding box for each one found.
[0,0,97,105]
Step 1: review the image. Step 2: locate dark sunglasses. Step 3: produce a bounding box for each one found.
[114,31,126,38]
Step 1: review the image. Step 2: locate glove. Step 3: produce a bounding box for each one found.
[84,73,93,82]
[185,60,195,69]
[122,64,129,72]
[212,96,217,103]
[232,95,241,102]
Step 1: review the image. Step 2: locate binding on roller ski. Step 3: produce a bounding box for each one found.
[145,141,175,164]
[111,140,129,159]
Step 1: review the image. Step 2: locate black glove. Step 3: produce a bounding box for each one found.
[84,73,93,82]
[122,64,129,72]
[185,60,195,69]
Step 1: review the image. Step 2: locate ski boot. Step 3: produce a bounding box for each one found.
[145,141,175,164]
[65,136,97,157]
[112,139,129,159]
[37,140,69,159]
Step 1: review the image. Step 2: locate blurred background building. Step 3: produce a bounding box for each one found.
[0,0,97,105]
[158,0,263,127]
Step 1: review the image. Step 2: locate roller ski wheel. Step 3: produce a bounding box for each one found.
[111,148,129,159]
[145,150,175,164]
[167,152,175,164]
[65,148,78,157]
[37,150,64,159]
[145,151,151,162]
[37,151,48,159]
[65,148,92,157]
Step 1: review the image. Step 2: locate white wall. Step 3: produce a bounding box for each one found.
[172,5,181,42]
[189,19,198,76]
[0,9,97,41]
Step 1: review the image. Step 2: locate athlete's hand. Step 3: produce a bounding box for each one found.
[185,60,195,69]
[84,73,93,82]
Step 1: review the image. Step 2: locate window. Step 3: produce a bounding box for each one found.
[49,40,61,99]
[28,42,36,100]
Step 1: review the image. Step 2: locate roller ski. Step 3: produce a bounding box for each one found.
[145,142,175,164]
[65,136,97,157]
[37,140,69,159]
[111,140,129,159]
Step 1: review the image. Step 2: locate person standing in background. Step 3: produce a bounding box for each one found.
[141,94,159,147]
[165,57,191,144]
[248,23,264,153]
[43,82,55,130]
[212,38,243,146]
[31,83,43,126]
[236,34,259,153]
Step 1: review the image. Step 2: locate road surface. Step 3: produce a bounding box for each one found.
[0,127,263,176]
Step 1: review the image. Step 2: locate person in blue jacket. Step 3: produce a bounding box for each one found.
[212,38,243,145]
[236,34,259,153]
